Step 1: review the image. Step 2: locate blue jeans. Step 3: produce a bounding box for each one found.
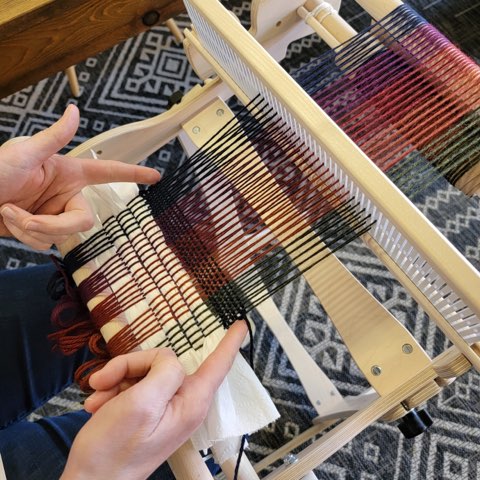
[0,264,185,479]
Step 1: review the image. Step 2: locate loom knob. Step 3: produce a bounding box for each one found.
[397,408,433,439]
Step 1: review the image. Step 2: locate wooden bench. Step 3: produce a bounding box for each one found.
[0,0,186,99]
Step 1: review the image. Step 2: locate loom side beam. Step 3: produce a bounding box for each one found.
[255,344,471,474]
[67,77,231,164]
[262,366,436,480]
[363,234,480,370]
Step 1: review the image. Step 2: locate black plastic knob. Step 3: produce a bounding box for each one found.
[398,408,433,439]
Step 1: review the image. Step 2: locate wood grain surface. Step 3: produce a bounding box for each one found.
[0,0,185,98]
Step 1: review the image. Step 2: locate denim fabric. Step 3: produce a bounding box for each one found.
[0,264,91,428]
[0,265,218,479]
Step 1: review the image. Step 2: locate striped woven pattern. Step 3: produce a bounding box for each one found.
[294,4,480,196]
[57,98,372,378]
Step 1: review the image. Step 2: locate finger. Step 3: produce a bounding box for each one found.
[89,348,182,391]
[84,389,120,414]
[0,198,93,239]
[0,205,64,248]
[84,378,138,413]
[89,350,160,390]
[129,350,187,411]
[77,159,161,186]
[191,321,248,392]
[22,194,94,236]
[1,218,53,250]
[17,104,80,167]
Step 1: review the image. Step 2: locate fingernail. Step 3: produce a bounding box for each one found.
[25,221,39,232]
[85,393,96,403]
[0,207,15,221]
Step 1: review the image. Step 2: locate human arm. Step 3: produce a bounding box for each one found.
[0,105,160,250]
[60,321,248,480]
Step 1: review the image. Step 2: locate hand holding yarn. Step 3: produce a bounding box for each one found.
[0,104,160,250]
[60,321,247,480]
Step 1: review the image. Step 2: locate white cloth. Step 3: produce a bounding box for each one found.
[73,183,280,464]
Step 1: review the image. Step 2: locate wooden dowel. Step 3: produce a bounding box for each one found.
[297,6,340,48]
[221,455,260,480]
[298,0,357,47]
[167,440,214,479]
[354,0,403,20]
[65,66,80,97]
[166,18,185,43]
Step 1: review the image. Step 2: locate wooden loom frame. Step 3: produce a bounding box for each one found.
[55,0,480,478]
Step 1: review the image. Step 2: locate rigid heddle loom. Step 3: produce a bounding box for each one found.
[49,0,480,478]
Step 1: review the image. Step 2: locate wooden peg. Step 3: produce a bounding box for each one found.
[167,440,214,479]
[65,66,80,97]
[166,18,185,43]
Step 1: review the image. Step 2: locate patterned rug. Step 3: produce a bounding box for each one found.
[1,1,479,478]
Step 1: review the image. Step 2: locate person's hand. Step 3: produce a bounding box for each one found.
[61,321,248,480]
[0,104,160,250]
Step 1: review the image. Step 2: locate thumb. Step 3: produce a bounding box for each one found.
[18,104,80,166]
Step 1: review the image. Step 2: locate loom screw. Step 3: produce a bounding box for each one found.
[192,126,201,134]
[402,344,413,354]
[283,453,299,466]
[371,365,382,376]
[216,108,225,117]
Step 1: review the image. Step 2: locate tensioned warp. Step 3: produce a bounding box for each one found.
[52,97,373,387]
[293,4,479,196]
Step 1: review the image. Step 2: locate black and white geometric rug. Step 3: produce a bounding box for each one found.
[1,1,479,478]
